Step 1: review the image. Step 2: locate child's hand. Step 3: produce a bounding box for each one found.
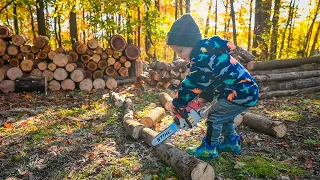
[227,42,236,52]
[197,98,206,106]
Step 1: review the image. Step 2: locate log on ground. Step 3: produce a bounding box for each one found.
[259,77,320,92]
[159,92,173,110]
[250,63,320,75]
[254,70,320,82]
[15,76,46,92]
[243,113,287,138]
[259,86,320,99]
[138,107,165,128]
[122,98,215,180]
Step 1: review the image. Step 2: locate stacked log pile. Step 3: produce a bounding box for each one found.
[0,26,141,93]
[248,56,320,98]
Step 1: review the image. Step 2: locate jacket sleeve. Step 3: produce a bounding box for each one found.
[172,61,212,108]
[211,35,230,52]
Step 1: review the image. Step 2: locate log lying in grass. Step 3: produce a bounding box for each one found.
[259,86,320,99]
[247,56,320,71]
[159,92,173,110]
[138,107,166,128]
[259,77,320,92]
[254,70,320,82]
[250,63,320,75]
[122,98,215,180]
[15,76,47,92]
[243,113,287,138]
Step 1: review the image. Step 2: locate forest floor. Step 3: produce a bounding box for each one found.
[0,85,319,180]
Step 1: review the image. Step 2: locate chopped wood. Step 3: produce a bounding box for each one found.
[110,35,127,51]
[250,64,320,75]
[124,61,131,68]
[42,45,51,53]
[159,92,173,110]
[20,60,34,72]
[254,70,320,82]
[247,56,320,71]
[119,56,127,63]
[47,63,57,71]
[67,51,78,62]
[30,68,42,77]
[30,46,40,54]
[105,67,116,76]
[125,44,140,60]
[93,78,105,90]
[20,44,31,53]
[98,60,108,70]
[81,54,91,63]
[0,80,15,93]
[93,70,104,79]
[42,70,54,80]
[106,48,113,55]
[87,61,98,71]
[105,76,117,90]
[53,68,68,81]
[95,46,103,54]
[86,48,94,55]
[0,58,4,68]
[7,45,19,56]
[112,51,121,59]
[260,77,320,92]
[53,53,69,67]
[33,35,49,48]
[0,65,10,82]
[158,82,171,89]
[79,78,93,91]
[65,63,77,72]
[134,60,144,77]
[61,79,75,90]
[25,52,35,60]
[114,61,122,70]
[72,41,87,54]
[92,54,101,63]
[70,68,86,82]
[37,62,47,71]
[116,77,137,85]
[107,57,116,65]
[0,39,7,56]
[100,52,108,60]
[139,107,165,128]
[85,69,93,79]
[87,39,99,49]
[75,61,85,69]
[48,80,61,91]
[2,53,10,61]
[0,26,12,39]
[243,113,287,138]
[16,52,24,60]
[122,98,215,180]
[12,34,28,46]
[8,58,20,67]
[55,47,66,54]
[15,76,46,92]
[234,46,255,62]
[259,86,320,99]
[119,67,129,76]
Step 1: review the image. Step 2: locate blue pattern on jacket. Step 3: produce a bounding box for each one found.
[172,36,259,108]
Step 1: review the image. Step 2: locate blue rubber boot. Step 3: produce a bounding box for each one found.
[218,135,241,154]
[186,137,219,159]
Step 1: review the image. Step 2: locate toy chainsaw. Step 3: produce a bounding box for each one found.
[151,101,212,146]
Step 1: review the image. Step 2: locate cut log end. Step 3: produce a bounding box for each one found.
[110,35,127,51]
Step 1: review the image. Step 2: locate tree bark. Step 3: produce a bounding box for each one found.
[310,22,320,56]
[13,3,19,34]
[243,113,287,138]
[159,92,173,110]
[269,0,281,59]
[304,0,320,56]
[27,4,36,38]
[247,0,254,52]
[254,70,320,82]
[15,76,46,92]
[116,77,137,85]
[214,0,218,34]
[279,0,295,58]
[230,0,237,45]
[122,98,215,180]
[204,0,213,38]
[259,77,320,92]
[69,5,78,45]
[247,56,320,70]
[36,0,46,36]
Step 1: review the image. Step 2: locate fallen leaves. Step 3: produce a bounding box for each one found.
[4,122,12,128]
[132,163,141,172]
[0,151,7,158]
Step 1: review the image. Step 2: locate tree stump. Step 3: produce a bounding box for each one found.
[93,78,106,90]
[243,113,287,138]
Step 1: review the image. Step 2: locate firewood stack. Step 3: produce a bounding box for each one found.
[0,25,141,93]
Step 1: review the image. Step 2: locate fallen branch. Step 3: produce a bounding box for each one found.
[122,98,215,180]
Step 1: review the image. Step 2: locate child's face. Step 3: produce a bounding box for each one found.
[169,45,193,62]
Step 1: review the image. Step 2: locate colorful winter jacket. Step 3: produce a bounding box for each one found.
[172,36,259,108]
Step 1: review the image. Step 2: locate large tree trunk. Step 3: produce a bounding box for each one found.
[254,70,320,82]
[36,0,46,36]
[247,56,320,70]
[269,0,281,59]
[310,22,320,56]
[122,99,215,180]
[243,113,287,138]
[247,0,254,51]
[259,77,320,92]
[204,0,213,38]
[13,3,19,34]
[27,4,36,38]
[69,5,78,45]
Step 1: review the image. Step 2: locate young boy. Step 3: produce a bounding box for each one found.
[166,14,259,158]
